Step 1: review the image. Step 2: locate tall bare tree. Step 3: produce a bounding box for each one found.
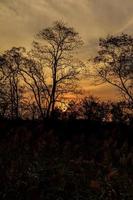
[94,34,133,106]
[31,21,83,118]
[19,57,49,119]
[0,56,9,118]
[0,47,25,119]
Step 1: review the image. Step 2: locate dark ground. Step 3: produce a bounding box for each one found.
[0,120,133,200]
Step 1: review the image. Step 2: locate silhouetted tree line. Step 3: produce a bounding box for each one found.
[0,22,133,121]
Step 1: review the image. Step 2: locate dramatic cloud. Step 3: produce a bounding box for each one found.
[1,0,133,51]
[0,0,133,99]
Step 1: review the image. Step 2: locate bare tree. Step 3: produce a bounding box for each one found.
[19,57,49,119]
[31,21,83,118]
[0,47,25,119]
[94,34,133,105]
[0,56,8,118]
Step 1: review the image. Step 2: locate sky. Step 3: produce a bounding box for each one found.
[0,0,133,100]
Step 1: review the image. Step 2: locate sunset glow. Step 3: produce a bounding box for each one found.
[1,0,133,100]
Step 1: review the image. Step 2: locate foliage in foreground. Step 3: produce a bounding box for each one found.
[0,121,132,200]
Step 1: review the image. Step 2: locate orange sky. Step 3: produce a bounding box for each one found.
[0,0,133,101]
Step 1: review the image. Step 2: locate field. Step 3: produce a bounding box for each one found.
[0,120,133,200]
